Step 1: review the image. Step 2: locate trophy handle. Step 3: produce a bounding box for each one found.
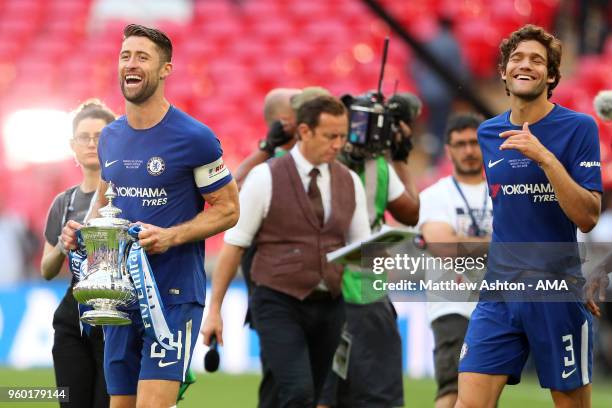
[79,257,88,281]
[121,240,135,278]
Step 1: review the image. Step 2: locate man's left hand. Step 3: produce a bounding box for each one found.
[585,263,610,318]
[391,120,413,162]
[499,122,552,165]
[136,222,176,254]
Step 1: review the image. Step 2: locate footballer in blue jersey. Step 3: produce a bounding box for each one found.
[456,25,602,408]
[61,24,239,407]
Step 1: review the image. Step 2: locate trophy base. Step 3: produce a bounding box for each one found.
[81,310,132,326]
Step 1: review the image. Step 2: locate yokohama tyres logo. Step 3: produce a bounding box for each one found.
[490,183,557,202]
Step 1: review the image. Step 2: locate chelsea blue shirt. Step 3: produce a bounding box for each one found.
[98,106,233,306]
[479,104,601,277]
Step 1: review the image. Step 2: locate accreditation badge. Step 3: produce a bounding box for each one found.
[332,326,353,380]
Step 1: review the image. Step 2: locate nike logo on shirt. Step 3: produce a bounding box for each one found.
[158,360,178,368]
[104,160,119,168]
[488,158,504,168]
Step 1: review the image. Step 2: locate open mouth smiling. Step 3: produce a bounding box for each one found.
[125,74,143,86]
[513,74,535,81]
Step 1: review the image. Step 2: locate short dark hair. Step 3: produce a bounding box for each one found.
[296,95,346,129]
[72,99,116,134]
[499,24,562,99]
[123,24,173,63]
[445,112,484,144]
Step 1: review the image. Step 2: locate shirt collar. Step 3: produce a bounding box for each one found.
[290,144,328,177]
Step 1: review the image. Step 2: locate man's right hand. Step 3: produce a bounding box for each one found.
[261,121,293,155]
[60,220,83,251]
[201,310,224,346]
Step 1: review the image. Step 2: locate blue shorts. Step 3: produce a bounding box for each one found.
[103,303,203,395]
[458,301,592,391]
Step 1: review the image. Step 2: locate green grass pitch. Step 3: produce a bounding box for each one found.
[0,368,611,407]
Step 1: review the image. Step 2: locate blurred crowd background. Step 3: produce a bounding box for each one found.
[0,0,610,374]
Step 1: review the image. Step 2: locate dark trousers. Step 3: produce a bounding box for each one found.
[250,286,344,408]
[319,298,404,408]
[241,246,280,406]
[52,291,108,408]
[258,353,279,408]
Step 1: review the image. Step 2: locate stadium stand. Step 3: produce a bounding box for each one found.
[0,0,609,255]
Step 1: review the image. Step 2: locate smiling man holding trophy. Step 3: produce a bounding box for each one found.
[61,24,239,408]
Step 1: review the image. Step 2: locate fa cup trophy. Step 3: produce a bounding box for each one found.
[73,182,137,325]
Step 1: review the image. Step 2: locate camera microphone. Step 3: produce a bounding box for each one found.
[594,90,612,121]
[204,335,220,373]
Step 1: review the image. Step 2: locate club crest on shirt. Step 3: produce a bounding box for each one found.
[147,156,166,176]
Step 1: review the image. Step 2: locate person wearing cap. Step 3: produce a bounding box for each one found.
[202,95,371,407]
[234,87,300,187]
[234,86,331,187]
[317,92,421,408]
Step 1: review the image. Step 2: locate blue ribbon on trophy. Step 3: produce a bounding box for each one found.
[127,225,176,351]
[68,231,93,335]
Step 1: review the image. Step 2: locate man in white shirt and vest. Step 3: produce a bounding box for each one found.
[202,95,371,407]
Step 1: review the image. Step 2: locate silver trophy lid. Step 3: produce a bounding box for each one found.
[99,182,122,218]
[87,182,130,227]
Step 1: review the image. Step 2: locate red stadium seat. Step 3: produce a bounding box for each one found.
[241,0,282,25]
[456,19,500,78]
[286,1,327,18]
[0,37,22,62]
[575,56,612,96]
[249,19,297,47]
[0,19,39,49]
[193,0,236,24]
[3,0,45,16]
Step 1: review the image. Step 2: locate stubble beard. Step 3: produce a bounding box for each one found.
[121,78,159,104]
[453,156,483,177]
[508,79,548,102]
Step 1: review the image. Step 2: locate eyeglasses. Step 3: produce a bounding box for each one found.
[448,140,479,150]
[72,135,100,146]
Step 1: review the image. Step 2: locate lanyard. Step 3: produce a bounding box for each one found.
[60,188,78,227]
[451,177,488,236]
[62,187,98,336]
[61,188,98,226]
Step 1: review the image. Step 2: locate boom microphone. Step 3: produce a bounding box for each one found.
[594,90,612,121]
[204,335,220,372]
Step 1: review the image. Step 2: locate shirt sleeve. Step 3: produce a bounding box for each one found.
[346,171,372,243]
[43,193,65,246]
[418,184,454,230]
[98,128,109,182]
[191,127,233,195]
[224,164,271,247]
[568,115,602,193]
[387,163,405,202]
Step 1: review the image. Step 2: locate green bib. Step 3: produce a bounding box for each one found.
[342,157,389,304]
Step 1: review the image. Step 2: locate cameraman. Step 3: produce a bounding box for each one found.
[318,92,421,408]
[235,87,330,187]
